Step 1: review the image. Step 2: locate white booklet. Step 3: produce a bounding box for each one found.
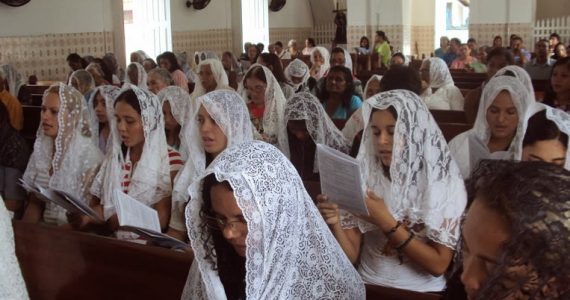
[114,189,189,250]
[316,144,369,215]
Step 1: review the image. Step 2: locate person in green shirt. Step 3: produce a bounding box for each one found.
[374,30,392,69]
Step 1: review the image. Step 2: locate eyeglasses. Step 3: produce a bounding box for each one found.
[204,215,247,231]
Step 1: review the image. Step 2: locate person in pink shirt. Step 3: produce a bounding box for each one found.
[450,44,478,71]
[157,51,189,92]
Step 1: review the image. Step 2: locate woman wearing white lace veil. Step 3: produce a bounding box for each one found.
[0,196,29,300]
[449,75,535,179]
[517,102,570,170]
[89,84,182,238]
[493,65,535,95]
[68,69,96,103]
[130,50,150,64]
[181,140,365,300]
[284,92,349,179]
[167,90,253,241]
[22,83,103,225]
[158,86,191,153]
[284,58,312,93]
[309,46,331,81]
[319,89,466,292]
[192,59,231,102]
[123,62,148,90]
[240,64,289,157]
[88,85,121,153]
[0,64,25,99]
[420,57,464,110]
[342,74,383,145]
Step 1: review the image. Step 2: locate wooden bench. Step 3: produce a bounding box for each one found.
[14,221,192,300]
[22,105,41,147]
[365,284,442,300]
[26,84,51,105]
[438,122,472,142]
[430,110,468,124]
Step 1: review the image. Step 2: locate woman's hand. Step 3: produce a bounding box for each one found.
[316,194,340,226]
[359,190,397,232]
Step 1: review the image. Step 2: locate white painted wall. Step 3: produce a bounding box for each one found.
[536,0,570,19]
[0,0,114,36]
[470,0,535,24]
[269,0,313,28]
[411,0,435,26]
[169,0,232,31]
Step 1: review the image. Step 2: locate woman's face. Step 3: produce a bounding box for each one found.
[360,38,369,48]
[291,75,303,85]
[162,101,179,131]
[325,70,348,94]
[209,184,248,257]
[554,44,568,58]
[245,77,267,106]
[130,53,140,63]
[142,60,155,73]
[221,54,232,70]
[390,55,405,66]
[114,100,144,148]
[460,44,471,59]
[313,51,324,65]
[287,120,310,141]
[365,79,381,99]
[41,92,60,138]
[493,37,502,47]
[158,58,171,71]
[486,91,519,141]
[199,64,217,93]
[198,105,228,157]
[370,109,396,167]
[551,65,570,95]
[461,199,510,300]
[93,92,108,123]
[522,139,566,166]
[147,74,169,95]
[247,46,258,60]
[128,67,138,84]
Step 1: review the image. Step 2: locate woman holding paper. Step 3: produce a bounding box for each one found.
[88,85,183,239]
[22,83,103,225]
[181,140,365,300]
[318,89,467,293]
[166,90,253,241]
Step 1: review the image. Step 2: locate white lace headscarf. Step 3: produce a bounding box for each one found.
[310,46,331,80]
[426,57,454,89]
[23,83,103,211]
[285,92,350,171]
[493,65,535,96]
[284,58,310,92]
[517,102,570,170]
[172,90,253,209]
[124,62,148,90]
[0,64,25,98]
[342,48,353,72]
[239,64,289,157]
[131,50,150,63]
[0,197,29,299]
[157,86,192,158]
[182,140,365,300]
[357,90,467,249]
[90,84,171,219]
[199,51,220,63]
[192,59,230,101]
[87,85,121,152]
[342,74,383,144]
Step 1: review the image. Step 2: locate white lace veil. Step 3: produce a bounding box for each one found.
[0,198,29,300]
[342,48,353,72]
[191,59,230,101]
[239,64,289,157]
[199,51,220,63]
[182,140,365,300]
[493,65,535,95]
[87,85,121,152]
[517,102,570,170]
[90,84,171,219]
[357,90,467,249]
[342,75,383,144]
[310,47,331,79]
[0,64,25,98]
[23,83,103,206]
[158,86,192,158]
[284,58,310,92]
[426,57,454,89]
[284,92,350,171]
[124,62,148,90]
[172,90,253,209]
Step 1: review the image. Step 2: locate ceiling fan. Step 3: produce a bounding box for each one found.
[185,0,210,10]
[1,0,31,7]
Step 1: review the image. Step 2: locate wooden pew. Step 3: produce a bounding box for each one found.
[303,180,321,204]
[356,69,386,87]
[438,122,472,142]
[430,110,468,124]
[26,84,51,105]
[14,221,192,300]
[365,284,442,300]
[299,55,312,69]
[22,105,41,147]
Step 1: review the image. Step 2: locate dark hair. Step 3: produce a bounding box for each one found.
[143,58,157,69]
[360,36,370,49]
[512,36,523,42]
[379,65,422,95]
[493,35,502,43]
[522,110,568,149]
[552,42,567,60]
[92,58,114,84]
[244,65,267,85]
[274,41,283,48]
[157,51,182,72]
[376,31,390,43]
[114,89,141,114]
[391,52,406,61]
[319,65,355,114]
[550,33,561,41]
[486,47,515,65]
[0,101,11,129]
[306,38,316,47]
[199,174,246,300]
[544,57,570,106]
[450,38,462,45]
[66,53,82,63]
[331,47,345,57]
[467,38,476,43]
[370,106,398,178]
[256,43,265,52]
[258,53,287,84]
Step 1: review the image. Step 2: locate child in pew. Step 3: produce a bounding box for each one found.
[420,57,465,111]
[240,65,289,156]
[449,75,534,179]
[181,141,365,300]
[518,103,569,169]
[22,83,103,226]
[459,160,570,299]
[167,90,253,242]
[318,90,466,293]
[284,92,350,181]
[158,86,191,153]
[86,85,183,241]
[88,85,120,154]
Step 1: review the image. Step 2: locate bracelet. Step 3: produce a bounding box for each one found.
[395,230,415,251]
[384,221,403,238]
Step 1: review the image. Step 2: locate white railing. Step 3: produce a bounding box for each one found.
[533,16,570,45]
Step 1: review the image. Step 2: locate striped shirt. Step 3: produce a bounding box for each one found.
[120,147,183,192]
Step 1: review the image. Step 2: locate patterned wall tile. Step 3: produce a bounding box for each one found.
[269,27,313,47]
[172,29,233,58]
[0,32,114,81]
[469,23,533,50]
[411,25,435,58]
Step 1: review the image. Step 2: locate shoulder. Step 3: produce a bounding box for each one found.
[350,95,363,108]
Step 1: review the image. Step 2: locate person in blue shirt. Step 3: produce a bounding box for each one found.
[442,38,462,66]
[317,65,362,120]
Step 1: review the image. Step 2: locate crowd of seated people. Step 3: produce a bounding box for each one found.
[1,30,569,300]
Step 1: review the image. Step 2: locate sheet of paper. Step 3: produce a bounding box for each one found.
[52,189,103,221]
[121,226,189,250]
[114,189,161,233]
[316,144,369,215]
